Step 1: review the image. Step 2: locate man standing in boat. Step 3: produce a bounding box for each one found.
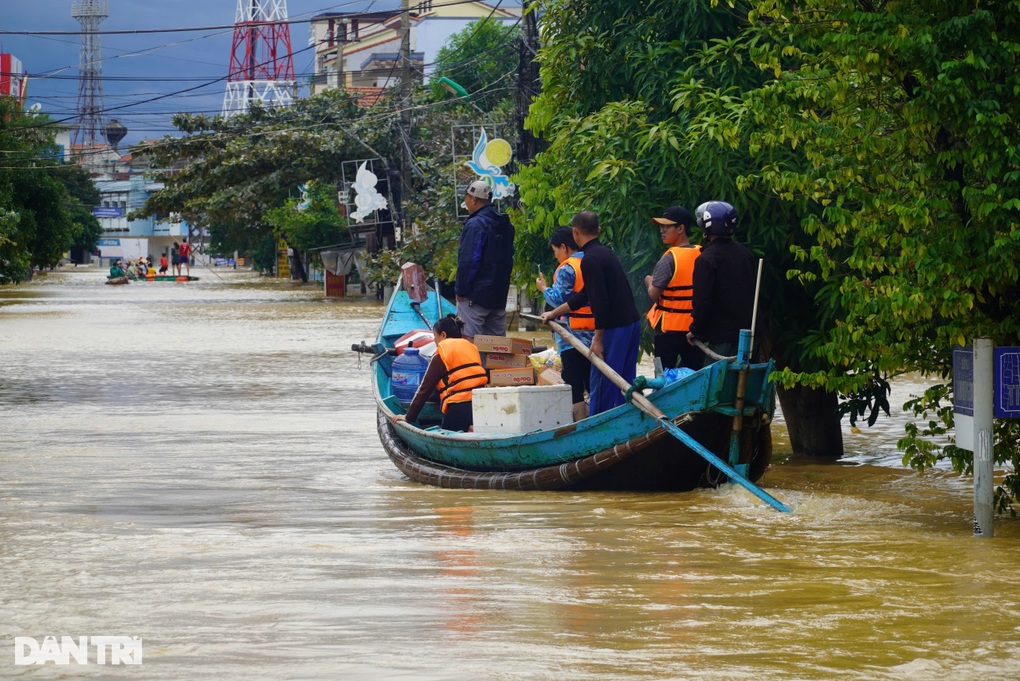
[541,211,641,415]
[455,180,515,339]
[686,201,758,364]
[178,239,192,277]
[171,242,180,276]
[644,205,702,370]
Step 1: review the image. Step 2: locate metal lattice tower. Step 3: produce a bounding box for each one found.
[71,0,109,149]
[222,0,296,117]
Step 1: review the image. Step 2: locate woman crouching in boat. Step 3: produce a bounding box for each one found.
[393,315,488,432]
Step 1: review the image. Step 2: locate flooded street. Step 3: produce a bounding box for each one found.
[3,267,1020,680]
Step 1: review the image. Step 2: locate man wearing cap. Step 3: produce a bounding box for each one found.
[541,210,641,415]
[456,180,515,339]
[644,205,702,370]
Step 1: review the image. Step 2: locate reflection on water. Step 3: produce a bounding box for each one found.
[2,268,1020,680]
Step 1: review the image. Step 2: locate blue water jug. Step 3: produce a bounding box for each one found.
[391,347,430,402]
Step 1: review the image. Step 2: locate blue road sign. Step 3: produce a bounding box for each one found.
[954,346,974,416]
[994,347,1020,418]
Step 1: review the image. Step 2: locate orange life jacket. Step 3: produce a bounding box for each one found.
[557,256,595,331]
[436,338,488,413]
[646,246,700,333]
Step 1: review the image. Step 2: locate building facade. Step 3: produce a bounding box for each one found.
[308,1,520,97]
[93,175,192,265]
[0,54,27,106]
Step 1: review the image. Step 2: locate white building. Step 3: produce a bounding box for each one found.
[93,176,192,264]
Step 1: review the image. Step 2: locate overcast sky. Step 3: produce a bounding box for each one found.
[2,1,391,148]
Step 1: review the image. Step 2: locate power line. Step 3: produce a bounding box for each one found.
[0,0,492,36]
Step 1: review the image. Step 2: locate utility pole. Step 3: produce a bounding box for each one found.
[516,0,544,165]
[397,0,413,248]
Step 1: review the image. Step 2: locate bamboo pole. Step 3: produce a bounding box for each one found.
[523,313,791,513]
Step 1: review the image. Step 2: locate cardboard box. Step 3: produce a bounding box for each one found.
[488,366,535,386]
[537,368,564,386]
[473,335,533,355]
[473,384,573,434]
[483,352,530,369]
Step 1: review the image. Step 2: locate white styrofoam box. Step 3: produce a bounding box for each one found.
[472,384,573,434]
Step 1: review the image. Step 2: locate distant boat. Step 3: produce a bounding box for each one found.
[361,273,777,494]
[136,275,200,282]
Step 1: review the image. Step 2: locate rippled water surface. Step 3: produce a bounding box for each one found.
[3,268,1020,680]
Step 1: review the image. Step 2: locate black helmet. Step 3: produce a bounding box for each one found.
[695,201,738,237]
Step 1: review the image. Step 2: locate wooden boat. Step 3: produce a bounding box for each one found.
[137,275,200,282]
[105,276,130,285]
[365,276,778,495]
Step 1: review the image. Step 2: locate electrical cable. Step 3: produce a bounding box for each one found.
[0,0,486,36]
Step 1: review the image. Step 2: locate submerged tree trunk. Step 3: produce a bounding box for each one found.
[290,245,308,283]
[776,384,844,459]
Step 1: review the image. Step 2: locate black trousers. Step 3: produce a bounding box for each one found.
[442,401,474,432]
[560,347,592,403]
[653,331,703,370]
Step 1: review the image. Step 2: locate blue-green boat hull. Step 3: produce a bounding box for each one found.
[372,289,774,491]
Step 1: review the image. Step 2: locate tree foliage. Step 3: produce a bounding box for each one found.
[743,0,1020,509]
[362,88,517,287]
[515,1,826,382]
[136,89,399,260]
[518,0,1020,497]
[265,180,348,257]
[429,17,522,112]
[0,98,100,283]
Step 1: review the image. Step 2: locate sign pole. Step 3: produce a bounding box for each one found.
[973,338,994,538]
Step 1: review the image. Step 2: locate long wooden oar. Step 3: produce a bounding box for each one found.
[524,313,791,513]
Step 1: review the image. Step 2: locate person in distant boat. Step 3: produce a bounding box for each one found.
[455,180,515,339]
[536,226,594,421]
[541,210,641,415]
[394,315,489,432]
[178,239,192,277]
[645,205,702,371]
[686,201,758,365]
[159,254,169,275]
[108,261,126,280]
[171,242,181,276]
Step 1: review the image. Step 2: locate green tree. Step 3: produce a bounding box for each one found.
[744,0,1020,509]
[515,0,847,456]
[137,89,398,266]
[265,180,349,266]
[363,85,517,288]
[429,18,522,112]
[0,98,94,281]
[56,164,103,256]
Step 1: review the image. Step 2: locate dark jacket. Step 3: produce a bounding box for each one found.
[690,238,758,344]
[456,203,515,310]
[565,237,639,330]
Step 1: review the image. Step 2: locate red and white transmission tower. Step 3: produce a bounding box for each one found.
[222,0,296,117]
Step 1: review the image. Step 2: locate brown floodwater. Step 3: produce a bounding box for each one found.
[2,267,1019,680]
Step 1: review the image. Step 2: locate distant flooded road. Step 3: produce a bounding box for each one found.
[3,267,1020,680]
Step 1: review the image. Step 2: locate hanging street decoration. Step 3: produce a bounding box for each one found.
[350,161,389,223]
[464,128,515,200]
[296,184,311,212]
